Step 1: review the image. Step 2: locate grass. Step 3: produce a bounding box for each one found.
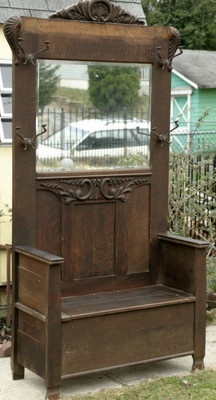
[54,87,90,106]
[207,258,216,293]
[61,369,216,400]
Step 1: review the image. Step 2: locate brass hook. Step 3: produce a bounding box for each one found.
[16,39,50,65]
[153,121,179,147]
[157,46,183,71]
[16,125,47,150]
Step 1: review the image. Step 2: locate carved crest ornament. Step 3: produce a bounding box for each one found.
[49,0,144,24]
[3,0,181,68]
[39,177,150,203]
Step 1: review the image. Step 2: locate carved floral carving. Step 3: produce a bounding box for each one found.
[40,176,149,204]
[49,0,144,25]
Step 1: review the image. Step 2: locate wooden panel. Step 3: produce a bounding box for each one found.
[20,20,171,64]
[18,254,47,276]
[62,302,194,375]
[127,186,149,273]
[18,310,45,344]
[18,266,47,314]
[16,253,58,315]
[161,242,196,293]
[13,64,37,246]
[148,61,172,283]
[62,271,150,297]
[73,203,115,279]
[36,190,62,256]
[17,330,45,378]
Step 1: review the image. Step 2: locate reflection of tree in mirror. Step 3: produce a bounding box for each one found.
[88,65,140,113]
[38,61,60,114]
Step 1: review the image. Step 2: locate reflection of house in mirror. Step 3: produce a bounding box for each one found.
[58,63,89,90]
[139,66,150,96]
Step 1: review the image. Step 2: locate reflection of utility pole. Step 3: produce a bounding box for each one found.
[60,108,65,150]
[123,108,127,157]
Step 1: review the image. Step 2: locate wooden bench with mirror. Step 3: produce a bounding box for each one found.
[4,1,208,398]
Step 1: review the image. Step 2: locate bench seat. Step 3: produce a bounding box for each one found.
[61,285,195,321]
[60,284,196,377]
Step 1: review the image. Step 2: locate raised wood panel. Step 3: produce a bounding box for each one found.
[36,182,150,287]
[73,203,115,279]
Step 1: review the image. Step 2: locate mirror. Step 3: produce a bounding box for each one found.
[36,60,151,172]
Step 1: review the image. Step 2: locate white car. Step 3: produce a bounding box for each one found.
[37,118,150,167]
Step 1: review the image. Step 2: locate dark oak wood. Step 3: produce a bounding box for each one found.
[4,7,209,399]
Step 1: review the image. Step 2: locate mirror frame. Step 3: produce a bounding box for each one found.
[4,1,181,173]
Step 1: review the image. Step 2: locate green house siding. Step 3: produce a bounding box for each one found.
[171,73,216,129]
[171,74,187,87]
[171,72,216,153]
[196,89,216,130]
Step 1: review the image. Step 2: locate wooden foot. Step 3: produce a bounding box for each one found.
[11,361,24,380]
[192,355,205,371]
[45,386,61,400]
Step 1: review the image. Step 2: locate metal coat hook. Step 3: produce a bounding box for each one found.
[16,125,47,150]
[16,39,50,65]
[153,121,179,147]
[157,46,183,71]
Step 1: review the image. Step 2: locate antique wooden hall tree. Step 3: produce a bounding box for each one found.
[4,1,208,399]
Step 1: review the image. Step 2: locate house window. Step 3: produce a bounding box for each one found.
[0,62,12,144]
[170,87,192,133]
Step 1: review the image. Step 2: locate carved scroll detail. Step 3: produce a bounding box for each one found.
[40,176,149,204]
[169,27,182,61]
[50,0,144,25]
[3,16,22,62]
[3,16,50,64]
[157,27,182,71]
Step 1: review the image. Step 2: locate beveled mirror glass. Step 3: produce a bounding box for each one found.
[36,60,151,172]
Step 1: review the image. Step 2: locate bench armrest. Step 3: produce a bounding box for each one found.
[14,245,64,316]
[15,245,64,265]
[157,233,209,295]
[13,246,64,385]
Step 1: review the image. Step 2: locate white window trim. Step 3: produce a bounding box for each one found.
[0,120,12,144]
[0,93,12,117]
[0,61,12,144]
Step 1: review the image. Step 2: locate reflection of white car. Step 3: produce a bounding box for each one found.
[37,119,150,164]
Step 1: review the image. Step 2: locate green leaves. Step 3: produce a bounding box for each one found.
[38,61,60,113]
[142,0,216,50]
[88,65,140,113]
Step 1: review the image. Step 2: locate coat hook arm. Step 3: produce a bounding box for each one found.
[16,125,47,150]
